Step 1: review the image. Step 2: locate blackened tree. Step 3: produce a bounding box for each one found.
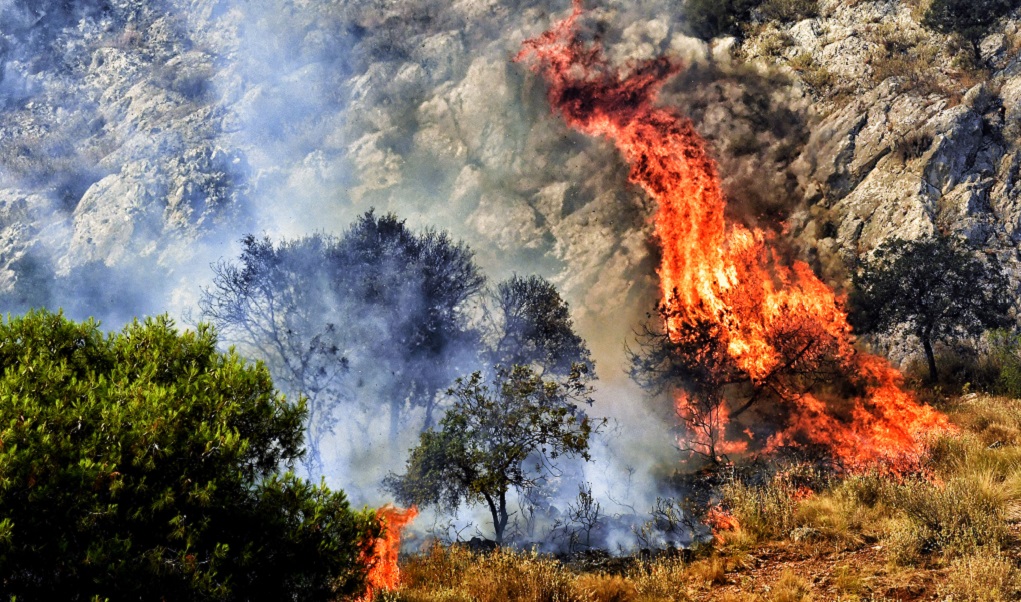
[850,233,1012,383]
[0,311,375,600]
[383,364,601,544]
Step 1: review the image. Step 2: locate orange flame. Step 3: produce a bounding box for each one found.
[516,1,950,472]
[705,506,740,541]
[360,504,418,601]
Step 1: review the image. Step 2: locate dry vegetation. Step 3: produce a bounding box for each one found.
[386,393,1021,601]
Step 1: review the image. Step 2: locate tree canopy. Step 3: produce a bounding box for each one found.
[484,274,593,379]
[0,310,375,600]
[383,364,601,544]
[923,0,1020,40]
[850,234,1012,382]
[200,211,486,469]
[200,211,594,475]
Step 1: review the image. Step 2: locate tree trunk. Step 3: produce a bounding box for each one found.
[496,490,509,545]
[483,492,504,545]
[922,335,938,383]
[423,396,435,432]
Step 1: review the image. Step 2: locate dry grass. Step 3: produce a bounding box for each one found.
[787,52,836,93]
[767,570,814,602]
[573,573,638,602]
[392,395,1021,602]
[396,546,581,602]
[938,550,1021,602]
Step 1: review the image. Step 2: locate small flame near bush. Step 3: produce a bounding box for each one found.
[705,506,740,541]
[359,504,418,601]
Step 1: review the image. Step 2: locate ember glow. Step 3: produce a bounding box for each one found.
[516,1,950,471]
[360,505,418,600]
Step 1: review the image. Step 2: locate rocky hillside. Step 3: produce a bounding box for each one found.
[0,0,1017,366]
[741,1,1021,293]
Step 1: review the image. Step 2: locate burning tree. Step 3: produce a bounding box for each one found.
[629,294,850,463]
[383,364,603,545]
[518,1,950,471]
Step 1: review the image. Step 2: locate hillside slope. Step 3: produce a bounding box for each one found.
[0,0,1016,361]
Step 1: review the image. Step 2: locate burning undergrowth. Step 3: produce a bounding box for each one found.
[516,1,951,474]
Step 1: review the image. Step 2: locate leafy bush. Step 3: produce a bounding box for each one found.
[0,311,376,600]
[924,0,1020,40]
[989,330,1021,397]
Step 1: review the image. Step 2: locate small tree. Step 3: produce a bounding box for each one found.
[923,0,1019,41]
[850,234,1012,383]
[383,364,602,544]
[200,234,351,475]
[0,310,376,600]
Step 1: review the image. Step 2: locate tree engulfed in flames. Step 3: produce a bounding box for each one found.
[360,505,418,601]
[516,1,950,471]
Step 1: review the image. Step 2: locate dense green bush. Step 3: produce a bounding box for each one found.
[923,0,1020,40]
[0,311,376,600]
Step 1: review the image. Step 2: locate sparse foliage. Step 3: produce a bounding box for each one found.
[550,483,604,552]
[384,364,602,544]
[0,310,375,600]
[850,233,1012,383]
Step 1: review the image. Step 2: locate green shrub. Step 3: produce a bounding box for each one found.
[924,0,1020,40]
[989,330,1021,397]
[0,311,376,600]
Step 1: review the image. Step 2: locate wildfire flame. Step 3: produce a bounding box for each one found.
[360,504,418,601]
[516,1,950,471]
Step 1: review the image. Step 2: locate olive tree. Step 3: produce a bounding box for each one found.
[200,211,485,470]
[850,234,1012,382]
[383,364,602,544]
[483,274,593,378]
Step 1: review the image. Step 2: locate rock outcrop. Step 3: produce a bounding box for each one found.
[0,0,1017,369]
